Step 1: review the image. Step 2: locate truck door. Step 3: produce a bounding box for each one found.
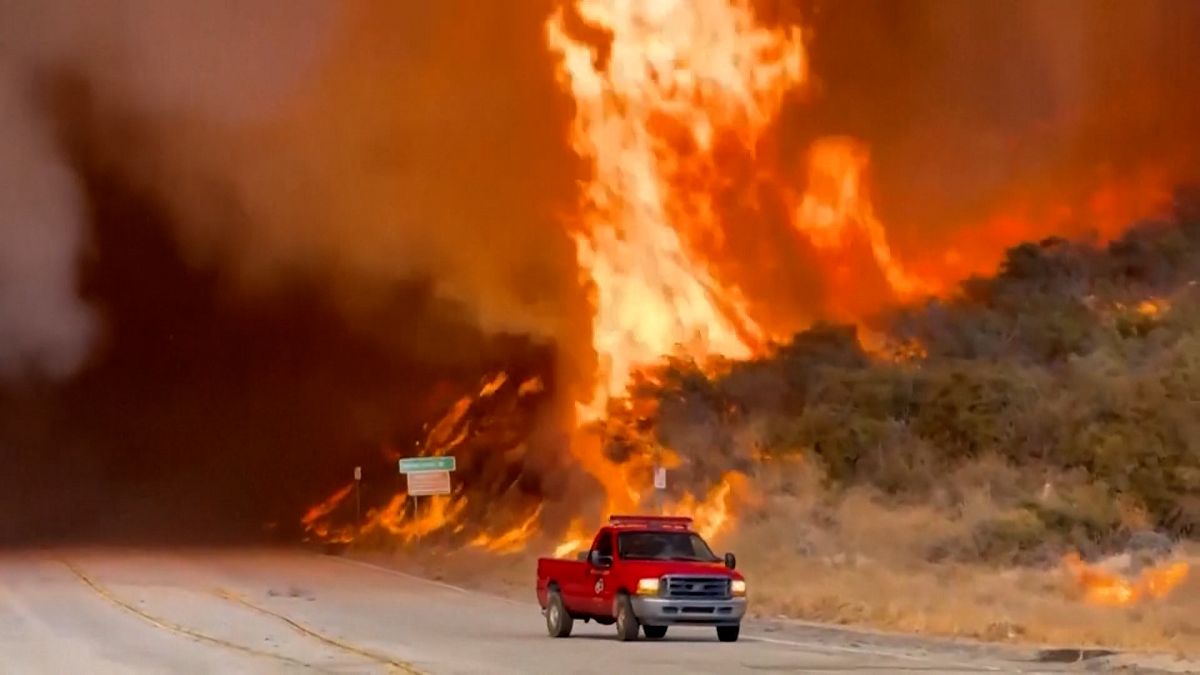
[586,528,616,616]
[559,528,610,615]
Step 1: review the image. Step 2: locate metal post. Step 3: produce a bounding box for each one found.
[411,494,420,548]
[354,466,362,533]
[653,444,663,515]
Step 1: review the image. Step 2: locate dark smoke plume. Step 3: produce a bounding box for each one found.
[0,1,588,543]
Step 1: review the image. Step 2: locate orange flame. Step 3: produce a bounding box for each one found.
[546,0,804,416]
[470,505,545,555]
[553,517,593,558]
[548,472,745,558]
[366,494,469,541]
[543,0,804,542]
[665,471,746,542]
[1136,298,1170,317]
[300,482,355,543]
[1062,552,1190,607]
[792,138,931,304]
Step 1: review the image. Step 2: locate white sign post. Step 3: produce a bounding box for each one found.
[398,457,456,543]
[653,465,667,515]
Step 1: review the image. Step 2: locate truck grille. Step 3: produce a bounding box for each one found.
[662,575,730,599]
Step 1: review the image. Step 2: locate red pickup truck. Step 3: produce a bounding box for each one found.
[536,515,746,642]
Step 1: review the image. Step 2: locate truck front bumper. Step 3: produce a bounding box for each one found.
[631,596,746,626]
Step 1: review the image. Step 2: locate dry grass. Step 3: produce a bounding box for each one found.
[729,464,1200,655]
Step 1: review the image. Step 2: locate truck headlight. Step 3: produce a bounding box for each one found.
[731,579,746,597]
[636,577,660,596]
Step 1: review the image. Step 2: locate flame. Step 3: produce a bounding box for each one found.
[300,370,550,548]
[479,372,508,398]
[300,482,355,543]
[666,471,745,542]
[858,328,928,364]
[301,483,352,526]
[302,2,1176,560]
[544,0,805,540]
[553,517,593,558]
[1062,552,1190,606]
[470,505,545,554]
[1136,298,1169,317]
[548,472,744,558]
[791,138,931,305]
[924,169,1173,286]
[367,493,469,540]
[546,0,804,416]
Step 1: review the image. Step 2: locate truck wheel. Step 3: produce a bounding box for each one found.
[716,624,740,642]
[545,589,573,638]
[642,625,668,639]
[615,593,640,641]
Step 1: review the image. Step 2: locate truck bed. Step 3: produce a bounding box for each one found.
[535,557,586,608]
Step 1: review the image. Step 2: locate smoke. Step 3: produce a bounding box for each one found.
[792,0,1200,239]
[0,0,590,386]
[0,62,93,377]
[0,0,336,376]
[7,1,1198,385]
[0,0,591,543]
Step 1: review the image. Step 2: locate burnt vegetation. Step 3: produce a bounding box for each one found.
[644,187,1200,564]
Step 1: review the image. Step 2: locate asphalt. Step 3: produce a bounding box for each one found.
[0,548,1189,674]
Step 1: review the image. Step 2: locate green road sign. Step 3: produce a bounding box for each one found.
[398,456,456,473]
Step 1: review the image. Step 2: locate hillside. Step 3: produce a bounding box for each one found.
[637,186,1200,564]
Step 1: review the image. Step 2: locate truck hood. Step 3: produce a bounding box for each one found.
[619,559,744,580]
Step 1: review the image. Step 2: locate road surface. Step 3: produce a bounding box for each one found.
[0,548,1186,673]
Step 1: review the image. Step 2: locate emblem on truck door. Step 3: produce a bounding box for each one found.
[594,578,604,594]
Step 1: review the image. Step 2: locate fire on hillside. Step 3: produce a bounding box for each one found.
[298,1,1188,601]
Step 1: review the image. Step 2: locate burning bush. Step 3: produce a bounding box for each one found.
[619,192,1200,563]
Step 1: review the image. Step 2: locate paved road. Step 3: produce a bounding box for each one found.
[0,548,1182,673]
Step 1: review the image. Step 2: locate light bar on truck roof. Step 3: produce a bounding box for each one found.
[608,515,693,529]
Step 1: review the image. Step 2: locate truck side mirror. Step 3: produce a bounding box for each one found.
[724,552,736,570]
[589,550,612,568]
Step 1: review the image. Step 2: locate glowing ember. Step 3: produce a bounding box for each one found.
[1062,552,1190,607]
[1136,298,1170,317]
[1085,295,1173,325]
[858,328,929,364]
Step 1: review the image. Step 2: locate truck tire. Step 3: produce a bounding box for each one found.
[642,625,667,639]
[615,593,640,641]
[545,589,573,638]
[716,624,740,642]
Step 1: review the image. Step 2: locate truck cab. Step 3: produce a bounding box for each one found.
[536,515,746,642]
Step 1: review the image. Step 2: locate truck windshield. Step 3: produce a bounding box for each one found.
[617,531,720,562]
